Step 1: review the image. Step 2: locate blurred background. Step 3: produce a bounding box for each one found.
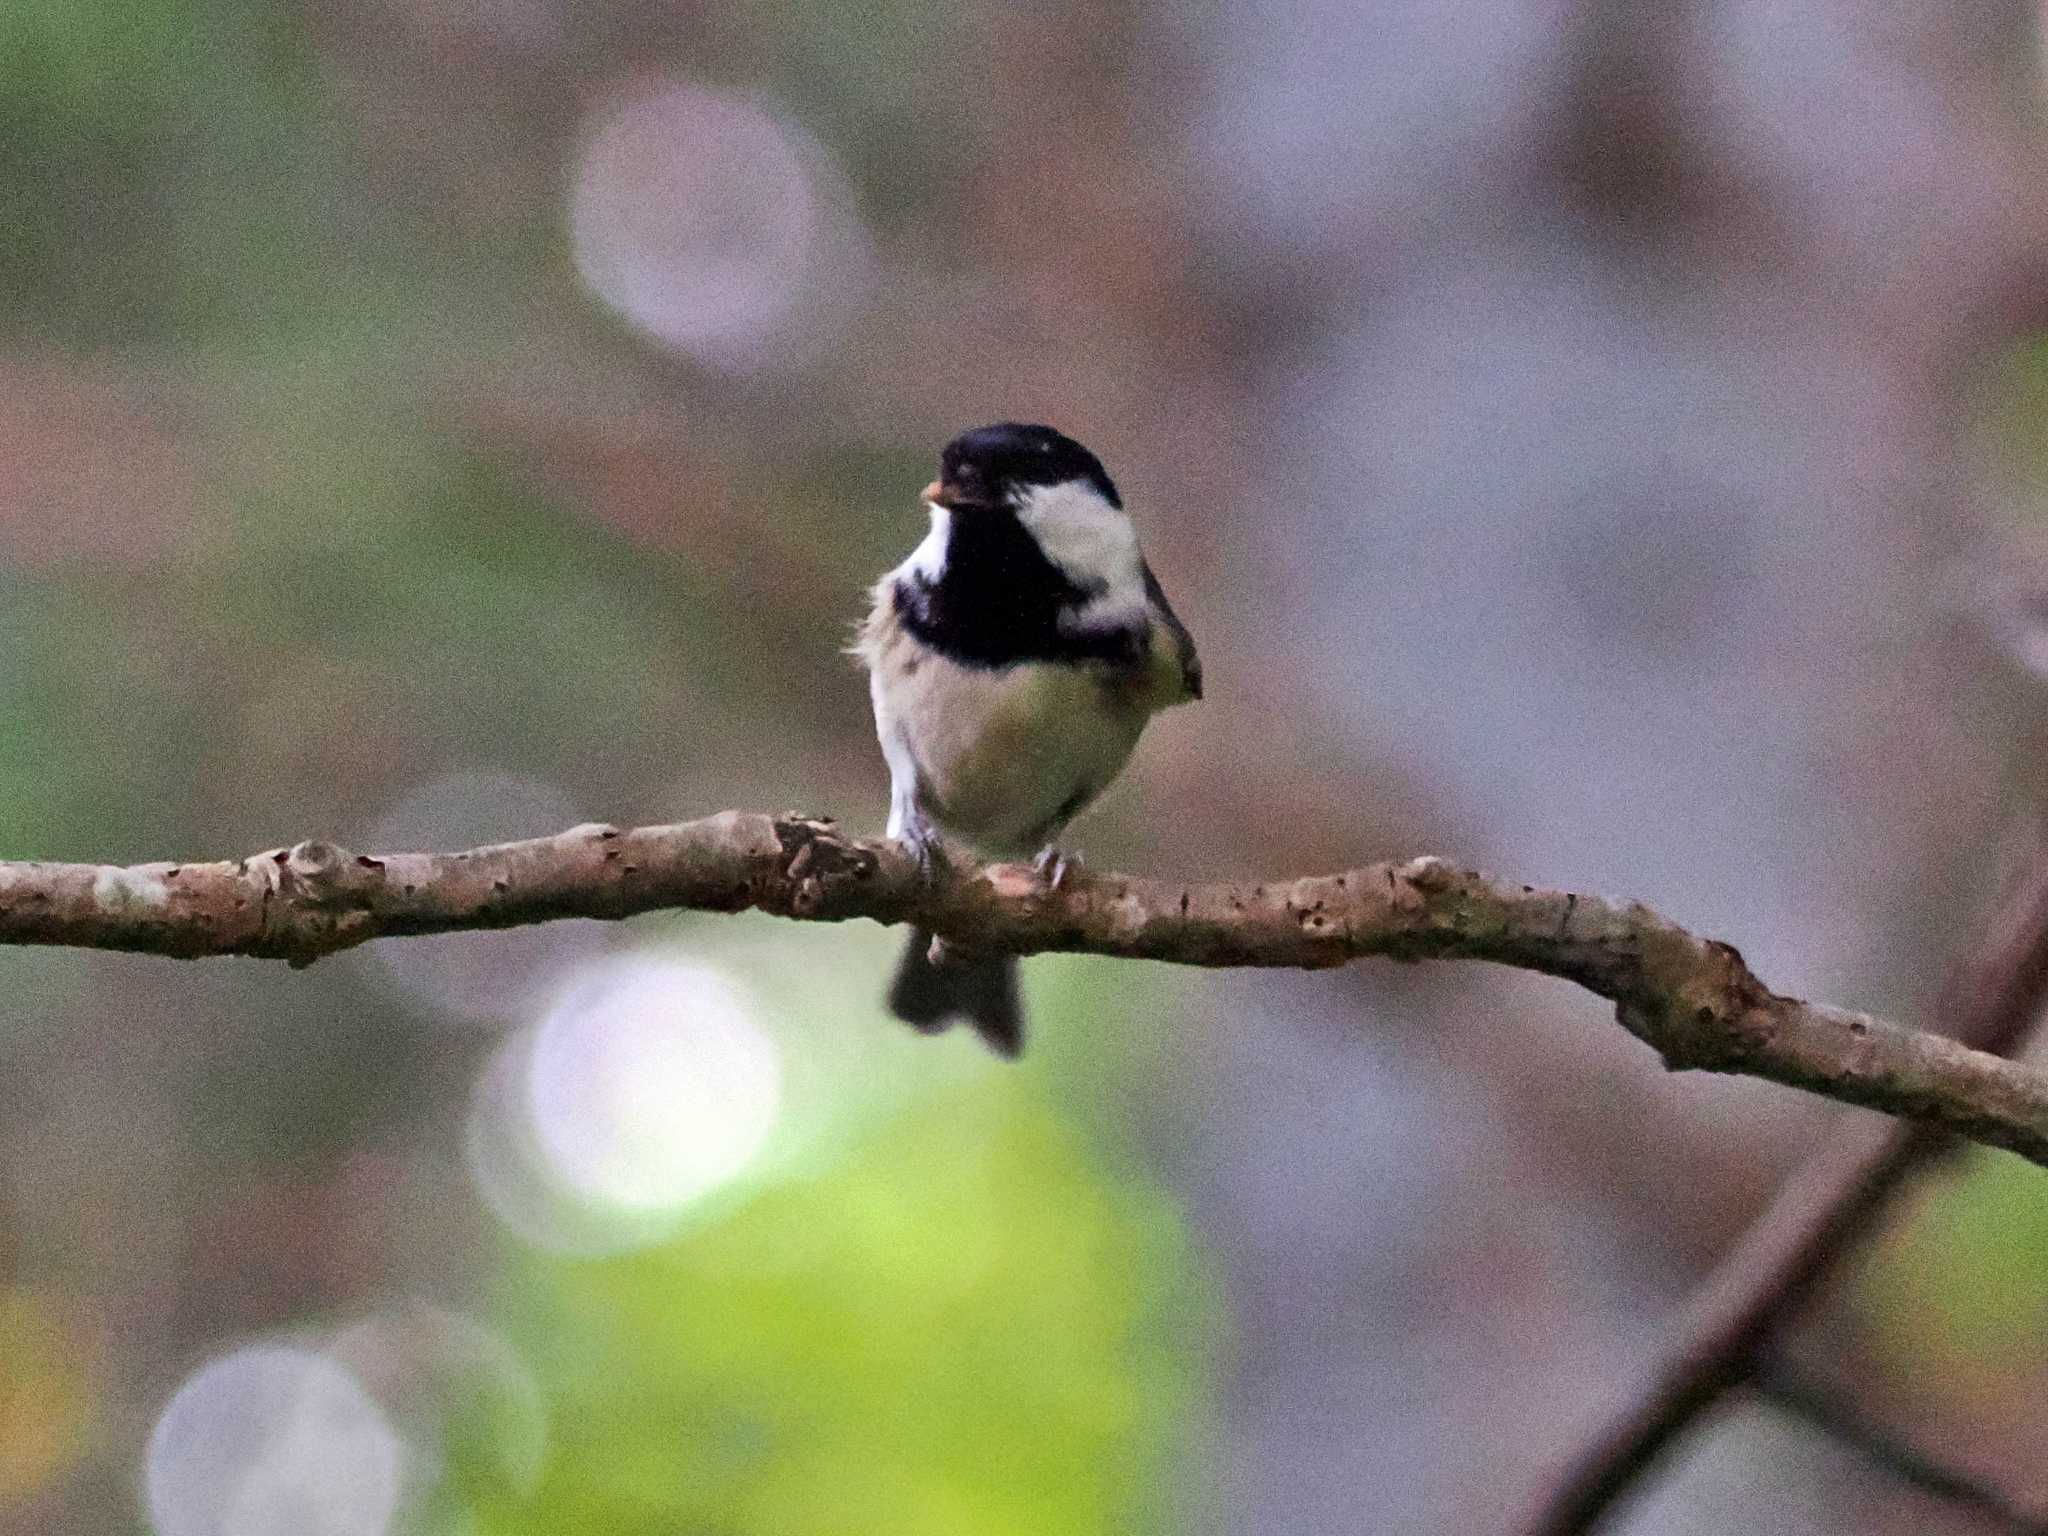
[5,0,2048,1532]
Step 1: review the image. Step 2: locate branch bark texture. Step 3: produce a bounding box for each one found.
[11,810,2048,1168]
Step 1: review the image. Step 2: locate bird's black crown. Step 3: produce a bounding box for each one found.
[938,423,1122,510]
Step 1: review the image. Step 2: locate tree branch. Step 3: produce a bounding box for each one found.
[12,810,2048,1167]
[1755,1361,2048,1534]
[1524,832,2048,1533]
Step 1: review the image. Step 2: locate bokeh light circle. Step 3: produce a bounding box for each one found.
[466,1024,635,1256]
[527,956,781,1210]
[144,1345,403,1536]
[570,82,855,370]
[329,1305,547,1499]
[465,955,782,1252]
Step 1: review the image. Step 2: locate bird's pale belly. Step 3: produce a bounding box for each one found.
[877,647,1150,856]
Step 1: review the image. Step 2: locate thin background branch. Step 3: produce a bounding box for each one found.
[1525,829,2048,1535]
[1755,1360,2048,1535]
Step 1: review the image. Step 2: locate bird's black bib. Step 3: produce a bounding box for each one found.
[892,510,1144,670]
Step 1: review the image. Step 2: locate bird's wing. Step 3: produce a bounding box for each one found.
[1141,559,1202,701]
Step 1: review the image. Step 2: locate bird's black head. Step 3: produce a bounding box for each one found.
[926,423,1121,512]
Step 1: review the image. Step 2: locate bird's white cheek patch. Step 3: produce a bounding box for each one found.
[1016,482,1144,604]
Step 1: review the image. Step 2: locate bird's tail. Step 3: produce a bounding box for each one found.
[886,928,1023,1057]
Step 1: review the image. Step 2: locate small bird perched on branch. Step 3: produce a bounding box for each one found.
[855,423,1202,1054]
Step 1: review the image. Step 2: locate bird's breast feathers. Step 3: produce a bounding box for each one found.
[860,592,1182,852]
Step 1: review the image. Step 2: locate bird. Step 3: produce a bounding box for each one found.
[853,422,1202,1055]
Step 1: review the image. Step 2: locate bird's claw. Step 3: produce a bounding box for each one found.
[1032,845,1082,890]
[899,828,946,883]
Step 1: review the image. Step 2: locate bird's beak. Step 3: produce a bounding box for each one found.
[925,474,994,509]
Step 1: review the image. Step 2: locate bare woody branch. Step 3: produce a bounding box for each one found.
[1523,833,2048,1534]
[11,809,2048,1168]
[1754,1362,2048,1534]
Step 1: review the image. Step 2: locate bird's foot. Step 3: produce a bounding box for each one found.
[1032,845,1083,890]
[897,825,947,883]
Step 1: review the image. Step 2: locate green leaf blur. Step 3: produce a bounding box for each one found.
[463,1083,1217,1536]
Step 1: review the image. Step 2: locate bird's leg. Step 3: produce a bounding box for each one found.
[888,784,946,882]
[1032,844,1083,890]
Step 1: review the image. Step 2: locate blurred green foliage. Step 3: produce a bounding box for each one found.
[0,574,187,854]
[1979,339,2048,503]
[1858,1147,2048,1391]
[461,1082,1217,1536]
[2,0,332,348]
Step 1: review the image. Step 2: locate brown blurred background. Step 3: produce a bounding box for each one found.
[6,1,2048,1532]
